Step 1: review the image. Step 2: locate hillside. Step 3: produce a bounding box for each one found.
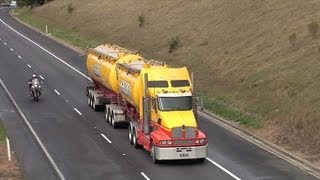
[17,0,320,164]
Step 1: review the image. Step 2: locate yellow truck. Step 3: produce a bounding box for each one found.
[86,44,207,163]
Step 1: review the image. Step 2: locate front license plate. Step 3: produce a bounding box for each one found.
[179,153,189,157]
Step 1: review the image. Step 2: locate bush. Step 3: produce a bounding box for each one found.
[138,14,145,28]
[168,36,180,53]
[308,21,319,38]
[67,3,74,14]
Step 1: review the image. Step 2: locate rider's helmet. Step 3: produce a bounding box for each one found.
[32,74,36,78]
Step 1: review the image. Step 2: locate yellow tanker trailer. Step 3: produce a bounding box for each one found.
[86,44,207,163]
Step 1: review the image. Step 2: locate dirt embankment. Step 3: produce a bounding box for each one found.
[21,0,320,165]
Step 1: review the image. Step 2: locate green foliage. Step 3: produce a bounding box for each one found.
[168,36,180,53]
[308,21,319,38]
[67,3,74,14]
[0,120,6,144]
[203,97,262,128]
[138,14,145,28]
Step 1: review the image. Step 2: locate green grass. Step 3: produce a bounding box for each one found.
[203,97,262,128]
[15,8,96,50]
[0,120,6,145]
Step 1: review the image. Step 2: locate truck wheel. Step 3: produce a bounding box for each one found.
[105,108,110,123]
[151,142,159,164]
[128,124,133,145]
[133,129,142,149]
[111,113,118,128]
[87,95,91,107]
[90,95,94,109]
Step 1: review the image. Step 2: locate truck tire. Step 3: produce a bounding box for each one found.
[87,94,91,107]
[111,112,118,129]
[105,108,110,123]
[133,128,142,149]
[151,142,159,164]
[128,124,133,145]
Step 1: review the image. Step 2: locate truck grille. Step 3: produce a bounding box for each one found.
[171,126,196,138]
[173,139,194,145]
[185,127,196,138]
[171,127,182,139]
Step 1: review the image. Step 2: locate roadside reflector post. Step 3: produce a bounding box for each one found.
[6,137,11,161]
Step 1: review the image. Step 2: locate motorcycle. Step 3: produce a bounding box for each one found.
[29,79,42,101]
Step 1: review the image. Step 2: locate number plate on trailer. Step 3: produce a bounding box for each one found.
[179,153,189,157]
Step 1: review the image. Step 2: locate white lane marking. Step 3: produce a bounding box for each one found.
[39,75,44,80]
[54,90,60,95]
[206,157,241,180]
[27,64,31,68]
[101,134,112,144]
[4,42,7,45]
[74,108,82,115]
[0,19,92,82]
[18,55,21,59]
[0,79,66,180]
[10,48,13,51]
[141,172,151,180]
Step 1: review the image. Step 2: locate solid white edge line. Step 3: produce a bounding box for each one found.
[18,55,21,59]
[73,108,82,115]
[10,48,13,51]
[206,157,241,180]
[54,90,60,95]
[39,75,44,80]
[27,64,31,68]
[100,134,112,144]
[0,19,92,82]
[140,172,151,180]
[0,79,66,180]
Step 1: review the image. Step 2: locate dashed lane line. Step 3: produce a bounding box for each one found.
[140,172,151,180]
[54,90,60,95]
[206,157,241,180]
[73,108,82,115]
[100,134,112,144]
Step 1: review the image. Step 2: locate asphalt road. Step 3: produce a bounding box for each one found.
[0,8,318,180]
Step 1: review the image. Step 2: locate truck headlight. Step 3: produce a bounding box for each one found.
[167,140,172,145]
[199,138,205,143]
[159,140,166,145]
[195,139,200,144]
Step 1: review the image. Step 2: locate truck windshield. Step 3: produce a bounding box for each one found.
[158,96,192,111]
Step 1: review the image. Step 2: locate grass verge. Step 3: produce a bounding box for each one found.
[0,119,6,145]
[203,97,262,128]
[15,8,96,50]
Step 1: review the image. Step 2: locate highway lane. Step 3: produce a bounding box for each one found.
[0,40,57,180]
[0,10,234,180]
[0,8,318,180]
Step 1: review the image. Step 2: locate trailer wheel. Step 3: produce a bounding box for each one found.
[87,94,91,107]
[128,124,133,145]
[90,96,94,108]
[111,112,118,129]
[151,142,159,164]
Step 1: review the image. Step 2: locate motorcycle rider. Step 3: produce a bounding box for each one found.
[28,74,42,95]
